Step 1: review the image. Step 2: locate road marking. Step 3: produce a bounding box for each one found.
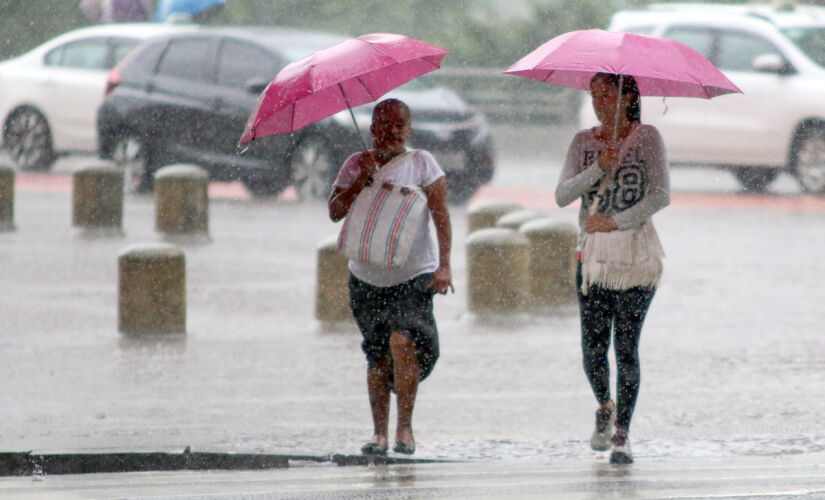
[13,173,301,201]
[13,173,825,211]
[473,186,825,212]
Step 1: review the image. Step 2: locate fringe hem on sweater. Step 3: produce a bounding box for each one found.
[581,219,664,295]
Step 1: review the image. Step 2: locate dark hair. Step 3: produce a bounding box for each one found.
[591,72,641,122]
[372,98,410,120]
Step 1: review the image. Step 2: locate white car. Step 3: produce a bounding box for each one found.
[579,3,825,193]
[0,23,195,171]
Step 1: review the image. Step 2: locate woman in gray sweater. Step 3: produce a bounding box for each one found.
[555,72,670,465]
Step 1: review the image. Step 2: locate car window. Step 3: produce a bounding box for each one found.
[156,38,213,81]
[623,26,657,36]
[44,39,109,70]
[217,39,281,88]
[662,27,715,58]
[716,31,783,72]
[111,40,139,68]
[781,27,825,68]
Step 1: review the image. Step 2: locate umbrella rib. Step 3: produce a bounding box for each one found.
[355,75,378,102]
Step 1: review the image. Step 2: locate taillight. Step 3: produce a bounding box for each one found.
[104,66,121,97]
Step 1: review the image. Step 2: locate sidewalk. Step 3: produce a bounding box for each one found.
[3,454,825,498]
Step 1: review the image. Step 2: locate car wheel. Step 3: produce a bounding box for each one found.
[732,167,778,193]
[241,168,290,198]
[446,172,481,205]
[792,126,825,194]
[3,107,56,171]
[110,135,155,194]
[291,137,338,201]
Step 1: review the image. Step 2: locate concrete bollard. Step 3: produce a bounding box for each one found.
[315,235,353,323]
[72,163,124,236]
[466,200,522,234]
[154,165,209,240]
[494,209,544,231]
[519,218,579,308]
[0,164,15,232]
[118,243,186,335]
[466,227,530,315]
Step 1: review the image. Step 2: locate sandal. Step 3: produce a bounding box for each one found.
[392,442,416,455]
[360,442,388,456]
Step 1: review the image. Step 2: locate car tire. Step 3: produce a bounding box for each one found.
[446,172,481,205]
[290,137,339,201]
[732,167,779,193]
[241,168,291,198]
[3,107,56,171]
[791,126,825,195]
[109,134,156,194]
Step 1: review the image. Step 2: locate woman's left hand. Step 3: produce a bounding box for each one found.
[428,265,454,295]
[585,214,618,233]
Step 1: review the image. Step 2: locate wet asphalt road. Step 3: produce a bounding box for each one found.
[1,123,824,497]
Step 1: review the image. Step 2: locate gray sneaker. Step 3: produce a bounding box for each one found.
[609,432,633,464]
[589,407,615,451]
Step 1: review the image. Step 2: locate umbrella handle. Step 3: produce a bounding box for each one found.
[339,83,369,151]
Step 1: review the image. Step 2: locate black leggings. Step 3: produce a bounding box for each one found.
[576,262,656,431]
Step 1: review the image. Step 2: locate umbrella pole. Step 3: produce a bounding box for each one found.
[612,74,624,144]
[339,83,369,151]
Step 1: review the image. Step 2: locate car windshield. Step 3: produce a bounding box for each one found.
[781,27,825,67]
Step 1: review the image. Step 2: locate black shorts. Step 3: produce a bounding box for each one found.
[349,273,440,384]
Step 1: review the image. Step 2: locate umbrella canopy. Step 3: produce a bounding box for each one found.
[239,33,448,145]
[504,29,741,98]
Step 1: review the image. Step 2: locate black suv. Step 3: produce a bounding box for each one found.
[97,26,495,202]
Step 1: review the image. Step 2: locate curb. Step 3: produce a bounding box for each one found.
[0,450,452,476]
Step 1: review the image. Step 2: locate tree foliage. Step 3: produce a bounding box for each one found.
[0,0,633,65]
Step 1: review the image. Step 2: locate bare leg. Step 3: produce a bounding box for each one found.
[366,356,391,449]
[390,332,419,449]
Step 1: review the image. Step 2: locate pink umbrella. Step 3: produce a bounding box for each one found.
[239,33,448,146]
[504,29,741,98]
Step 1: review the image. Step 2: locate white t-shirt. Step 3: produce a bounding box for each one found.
[333,148,445,287]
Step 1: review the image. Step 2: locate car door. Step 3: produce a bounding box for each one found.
[652,26,790,167]
[699,29,792,166]
[211,37,288,168]
[40,37,115,150]
[639,26,727,165]
[148,36,218,165]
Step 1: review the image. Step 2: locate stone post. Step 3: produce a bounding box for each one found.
[519,218,579,308]
[0,164,15,232]
[466,200,522,234]
[494,209,544,231]
[466,228,530,315]
[118,243,186,335]
[154,165,209,240]
[315,234,352,323]
[72,163,124,236]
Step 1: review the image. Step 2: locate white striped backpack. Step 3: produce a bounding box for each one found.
[337,150,428,269]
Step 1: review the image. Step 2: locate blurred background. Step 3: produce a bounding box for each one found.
[0,0,648,127]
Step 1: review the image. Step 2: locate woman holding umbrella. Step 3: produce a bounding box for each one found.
[328,98,453,456]
[555,73,670,464]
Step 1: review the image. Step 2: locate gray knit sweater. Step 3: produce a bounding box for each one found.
[555,123,671,250]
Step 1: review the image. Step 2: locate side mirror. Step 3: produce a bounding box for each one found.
[244,78,270,95]
[752,53,792,75]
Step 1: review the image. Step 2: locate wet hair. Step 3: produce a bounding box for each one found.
[372,98,410,121]
[591,72,641,122]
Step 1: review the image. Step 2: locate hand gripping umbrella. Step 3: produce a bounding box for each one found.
[504,29,742,140]
[239,33,449,149]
